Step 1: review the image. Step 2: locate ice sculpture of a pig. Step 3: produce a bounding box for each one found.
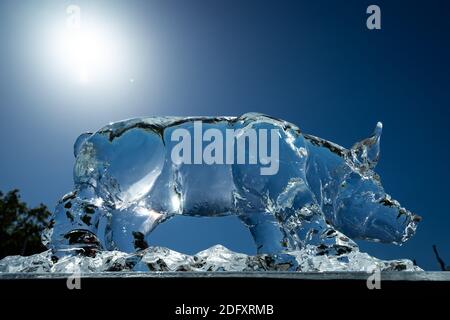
[44,113,420,256]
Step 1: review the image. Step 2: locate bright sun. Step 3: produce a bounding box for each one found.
[50,5,123,85]
[62,27,116,84]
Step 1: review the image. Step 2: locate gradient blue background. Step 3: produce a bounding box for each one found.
[0,0,449,270]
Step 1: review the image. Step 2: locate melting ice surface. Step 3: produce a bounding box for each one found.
[3,113,422,272]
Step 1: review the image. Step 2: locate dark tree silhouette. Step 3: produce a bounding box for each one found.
[0,189,51,259]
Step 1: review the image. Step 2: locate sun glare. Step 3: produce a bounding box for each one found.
[62,27,116,83]
[49,5,124,85]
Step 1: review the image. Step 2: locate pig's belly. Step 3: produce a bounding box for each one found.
[179,164,236,216]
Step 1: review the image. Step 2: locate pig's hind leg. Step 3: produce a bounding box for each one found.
[110,205,168,253]
[45,188,114,257]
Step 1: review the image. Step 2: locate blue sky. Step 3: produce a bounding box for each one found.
[0,0,449,270]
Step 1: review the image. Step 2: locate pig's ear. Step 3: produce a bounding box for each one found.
[74,132,93,157]
[350,122,382,170]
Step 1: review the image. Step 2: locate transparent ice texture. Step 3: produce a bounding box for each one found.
[0,245,421,273]
[41,113,420,268]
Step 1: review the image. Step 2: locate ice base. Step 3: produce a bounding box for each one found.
[0,245,420,273]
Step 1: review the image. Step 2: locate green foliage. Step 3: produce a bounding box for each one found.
[0,189,51,259]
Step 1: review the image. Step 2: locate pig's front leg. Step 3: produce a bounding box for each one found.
[239,212,297,255]
[238,212,300,270]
